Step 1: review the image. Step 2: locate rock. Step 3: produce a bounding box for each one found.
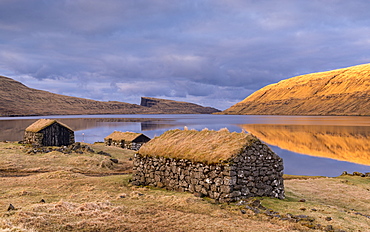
[97,151,111,157]
[299,198,306,202]
[264,209,274,217]
[250,199,261,207]
[70,142,81,151]
[7,204,15,211]
[251,208,260,214]
[110,158,119,163]
[240,209,246,214]
[352,171,363,176]
[193,192,205,198]
[324,225,333,231]
[236,200,247,206]
[40,199,45,203]
[325,216,332,221]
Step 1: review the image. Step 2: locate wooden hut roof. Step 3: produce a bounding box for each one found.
[25,119,73,133]
[105,131,147,142]
[138,128,258,164]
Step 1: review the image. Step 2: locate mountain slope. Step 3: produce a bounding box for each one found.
[0,76,219,116]
[222,63,370,115]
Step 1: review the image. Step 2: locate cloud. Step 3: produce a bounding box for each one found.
[1,0,370,110]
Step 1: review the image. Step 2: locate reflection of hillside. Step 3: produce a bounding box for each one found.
[0,118,169,141]
[141,122,179,131]
[0,119,36,141]
[58,118,167,131]
[240,124,370,166]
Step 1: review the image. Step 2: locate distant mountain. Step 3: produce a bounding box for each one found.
[221,63,370,115]
[140,97,220,114]
[0,75,219,116]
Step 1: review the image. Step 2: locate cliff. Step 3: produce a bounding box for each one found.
[140,97,220,114]
[0,75,219,116]
[222,63,370,115]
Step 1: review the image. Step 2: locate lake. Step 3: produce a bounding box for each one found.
[1,114,369,177]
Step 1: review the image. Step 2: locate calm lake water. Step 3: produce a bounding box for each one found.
[1,114,369,177]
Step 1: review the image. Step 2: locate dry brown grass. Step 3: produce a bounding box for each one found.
[261,175,370,231]
[139,128,257,164]
[0,142,135,175]
[0,171,304,232]
[0,142,368,231]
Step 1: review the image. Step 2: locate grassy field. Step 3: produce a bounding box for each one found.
[0,142,368,231]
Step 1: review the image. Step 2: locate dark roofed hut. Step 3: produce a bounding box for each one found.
[132,128,284,202]
[104,131,151,150]
[24,119,75,146]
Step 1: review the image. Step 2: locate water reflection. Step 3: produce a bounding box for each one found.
[0,118,172,142]
[0,115,369,176]
[241,124,370,166]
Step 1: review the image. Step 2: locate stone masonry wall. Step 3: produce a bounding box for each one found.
[23,131,43,146]
[132,140,284,202]
[105,139,144,151]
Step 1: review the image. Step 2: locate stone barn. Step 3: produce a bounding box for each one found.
[24,119,75,146]
[104,131,151,150]
[132,128,284,203]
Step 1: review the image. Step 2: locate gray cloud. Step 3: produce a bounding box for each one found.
[1,0,370,110]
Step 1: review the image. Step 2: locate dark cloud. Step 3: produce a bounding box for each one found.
[1,0,370,110]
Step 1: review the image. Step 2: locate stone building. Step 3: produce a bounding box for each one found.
[132,128,284,203]
[104,131,151,150]
[23,119,75,146]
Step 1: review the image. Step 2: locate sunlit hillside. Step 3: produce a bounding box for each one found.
[222,63,370,115]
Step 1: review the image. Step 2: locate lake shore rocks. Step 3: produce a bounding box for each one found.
[340,171,370,177]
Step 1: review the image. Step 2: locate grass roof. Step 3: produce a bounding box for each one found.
[25,119,73,132]
[105,131,145,142]
[138,128,258,164]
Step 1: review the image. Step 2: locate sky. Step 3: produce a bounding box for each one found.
[1,0,370,110]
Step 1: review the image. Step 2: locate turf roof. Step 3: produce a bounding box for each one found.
[105,131,147,142]
[138,128,257,164]
[25,119,73,132]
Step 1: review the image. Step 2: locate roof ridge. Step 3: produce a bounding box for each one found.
[25,119,73,132]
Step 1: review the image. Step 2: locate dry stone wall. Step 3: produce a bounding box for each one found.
[105,140,144,151]
[132,140,284,202]
[23,131,44,146]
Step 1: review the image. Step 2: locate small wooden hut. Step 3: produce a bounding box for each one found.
[23,119,75,146]
[104,131,151,150]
